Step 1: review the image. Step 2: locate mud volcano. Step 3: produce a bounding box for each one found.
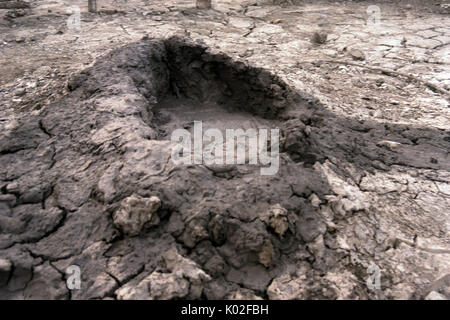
[1,37,449,300]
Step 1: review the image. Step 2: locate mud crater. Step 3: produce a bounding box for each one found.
[2,36,449,300]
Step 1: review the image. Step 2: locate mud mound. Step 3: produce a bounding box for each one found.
[0,37,449,300]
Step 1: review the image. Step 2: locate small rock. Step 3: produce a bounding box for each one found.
[113,194,161,236]
[307,235,336,272]
[401,37,407,47]
[326,221,337,233]
[116,249,210,300]
[196,0,211,9]
[311,31,328,45]
[204,255,226,277]
[164,249,211,284]
[164,249,211,299]
[14,88,26,97]
[304,125,312,137]
[348,48,365,61]
[267,274,303,300]
[376,140,401,152]
[318,204,334,221]
[116,271,189,300]
[309,193,321,208]
[270,19,283,24]
[258,240,275,268]
[228,289,263,300]
[268,273,338,299]
[5,9,27,19]
[260,204,289,238]
[425,291,447,300]
[383,236,401,250]
[180,217,209,248]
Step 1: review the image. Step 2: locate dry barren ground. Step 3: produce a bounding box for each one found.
[0,0,449,300]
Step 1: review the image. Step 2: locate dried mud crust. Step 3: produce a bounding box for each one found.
[0,36,449,300]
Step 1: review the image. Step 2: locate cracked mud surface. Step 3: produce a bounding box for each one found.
[0,0,449,300]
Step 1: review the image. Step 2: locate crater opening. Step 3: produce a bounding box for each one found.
[68,36,322,166]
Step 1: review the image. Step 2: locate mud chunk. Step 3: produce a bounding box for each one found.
[204,255,227,277]
[14,88,26,96]
[164,248,211,299]
[260,204,289,238]
[113,194,161,236]
[268,273,338,300]
[164,249,211,283]
[116,249,210,300]
[376,140,401,151]
[208,215,226,246]
[282,120,306,148]
[309,193,321,208]
[180,217,209,248]
[281,120,318,164]
[258,240,275,268]
[297,206,326,242]
[220,220,268,268]
[67,73,88,91]
[116,271,190,300]
[267,274,303,300]
[425,291,447,300]
[196,0,211,9]
[306,235,337,272]
[228,289,263,300]
[165,213,185,237]
[311,31,328,45]
[348,48,365,61]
